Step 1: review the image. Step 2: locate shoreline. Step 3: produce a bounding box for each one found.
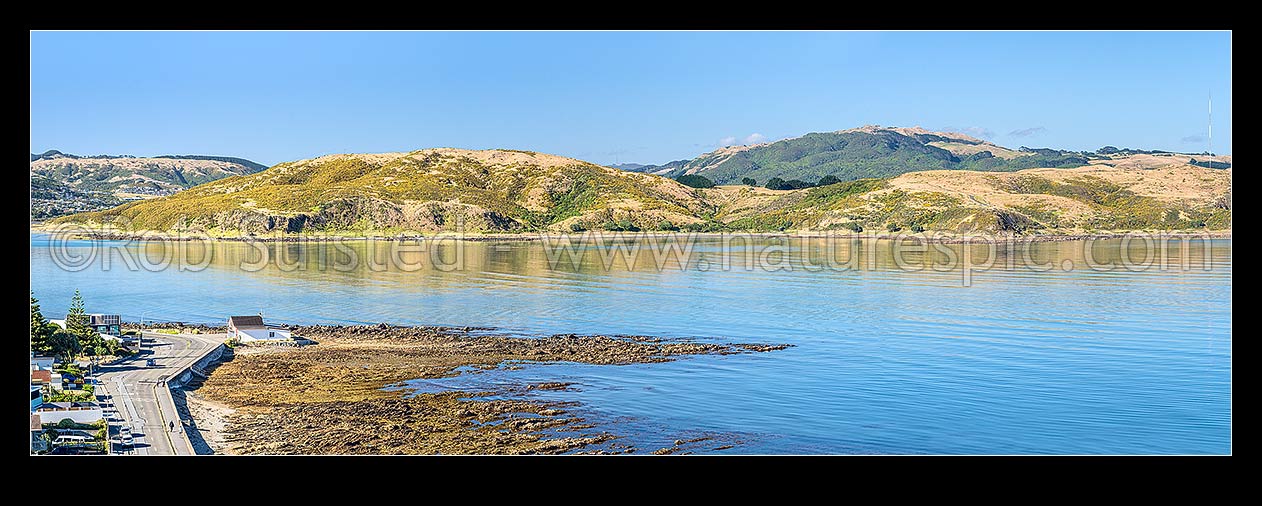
[30,225,1233,245]
[183,324,789,455]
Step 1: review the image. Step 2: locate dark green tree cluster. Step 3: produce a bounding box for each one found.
[603,219,641,232]
[817,175,841,186]
[675,174,716,189]
[33,290,126,363]
[764,174,844,191]
[741,177,757,186]
[1189,159,1231,169]
[764,178,816,190]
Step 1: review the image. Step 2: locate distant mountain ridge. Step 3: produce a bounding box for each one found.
[31,150,267,171]
[621,126,1231,186]
[30,150,268,219]
[626,126,1094,185]
[607,163,648,172]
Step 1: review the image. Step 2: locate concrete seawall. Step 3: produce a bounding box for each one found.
[162,340,229,454]
[170,343,228,388]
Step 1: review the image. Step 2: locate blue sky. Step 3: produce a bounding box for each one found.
[30,31,1232,166]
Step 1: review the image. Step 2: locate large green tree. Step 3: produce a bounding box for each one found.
[49,329,81,363]
[65,290,98,347]
[31,292,51,353]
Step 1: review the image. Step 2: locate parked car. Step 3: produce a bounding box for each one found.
[54,435,90,446]
[146,358,156,367]
[118,435,133,448]
[119,425,131,435]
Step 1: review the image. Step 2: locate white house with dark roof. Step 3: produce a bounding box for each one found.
[228,315,291,341]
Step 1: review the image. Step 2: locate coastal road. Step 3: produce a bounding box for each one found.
[96,331,224,455]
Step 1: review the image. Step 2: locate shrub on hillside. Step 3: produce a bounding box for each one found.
[675,175,715,188]
[603,219,640,232]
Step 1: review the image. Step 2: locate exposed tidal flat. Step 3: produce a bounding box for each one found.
[31,233,1232,454]
[186,325,787,454]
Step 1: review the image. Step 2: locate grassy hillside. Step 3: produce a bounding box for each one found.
[709,164,1231,234]
[54,149,714,235]
[53,144,1231,236]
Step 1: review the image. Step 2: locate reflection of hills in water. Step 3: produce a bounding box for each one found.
[131,235,1225,279]
[58,235,1229,329]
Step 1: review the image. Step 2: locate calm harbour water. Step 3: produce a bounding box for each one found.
[30,233,1231,454]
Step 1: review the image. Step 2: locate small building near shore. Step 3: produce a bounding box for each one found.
[88,314,122,336]
[228,315,292,342]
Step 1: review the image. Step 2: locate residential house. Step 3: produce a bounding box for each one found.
[53,314,121,336]
[31,386,43,411]
[35,402,102,424]
[228,315,292,341]
[88,314,122,336]
[31,370,62,392]
[31,356,55,371]
[31,369,64,392]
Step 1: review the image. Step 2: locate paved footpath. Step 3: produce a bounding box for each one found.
[96,332,223,455]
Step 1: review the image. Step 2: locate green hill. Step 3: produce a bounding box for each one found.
[656,126,1091,185]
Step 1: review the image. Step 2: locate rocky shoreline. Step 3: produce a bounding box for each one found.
[185,324,789,455]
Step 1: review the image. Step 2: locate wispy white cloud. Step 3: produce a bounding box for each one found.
[1181,135,1206,143]
[719,133,767,147]
[1008,126,1047,138]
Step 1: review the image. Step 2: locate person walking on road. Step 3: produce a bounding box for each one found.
[169,420,175,432]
